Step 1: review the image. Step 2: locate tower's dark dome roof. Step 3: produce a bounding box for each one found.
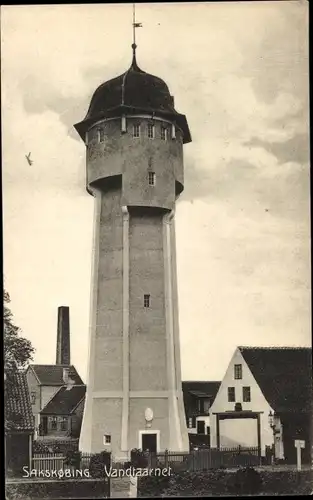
[74,54,191,144]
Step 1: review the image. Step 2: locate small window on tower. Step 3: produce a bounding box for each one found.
[161,127,168,140]
[133,124,140,138]
[31,392,36,404]
[144,294,150,308]
[103,434,111,445]
[147,124,155,139]
[148,172,156,186]
[98,128,105,143]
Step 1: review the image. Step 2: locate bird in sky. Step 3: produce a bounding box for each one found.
[25,152,33,166]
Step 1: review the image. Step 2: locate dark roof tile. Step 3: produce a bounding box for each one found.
[41,385,86,415]
[30,365,83,386]
[182,381,221,400]
[5,371,34,432]
[239,346,312,413]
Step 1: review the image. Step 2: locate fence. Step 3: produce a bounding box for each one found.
[32,446,260,475]
[32,452,93,474]
[144,446,260,471]
[32,453,67,473]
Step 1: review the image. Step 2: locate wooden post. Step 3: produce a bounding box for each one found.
[295,440,305,472]
[216,415,220,450]
[256,414,262,465]
[29,434,32,471]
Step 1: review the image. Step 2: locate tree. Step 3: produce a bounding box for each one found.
[4,288,35,371]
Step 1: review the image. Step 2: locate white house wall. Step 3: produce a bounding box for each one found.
[209,348,275,456]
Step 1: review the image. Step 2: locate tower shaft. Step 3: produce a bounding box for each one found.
[75,58,192,457]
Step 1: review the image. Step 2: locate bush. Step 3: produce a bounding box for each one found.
[138,474,171,497]
[137,468,313,497]
[227,467,263,495]
[33,439,79,454]
[6,479,110,499]
[89,451,111,478]
[64,450,82,468]
[130,448,148,468]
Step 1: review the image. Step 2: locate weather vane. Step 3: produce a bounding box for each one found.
[132,3,142,55]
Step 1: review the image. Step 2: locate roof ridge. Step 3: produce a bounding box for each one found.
[182,380,221,383]
[239,346,311,350]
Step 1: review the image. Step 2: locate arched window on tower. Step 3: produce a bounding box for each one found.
[171,124,176,140]
[148,172,156,186]
[147,123,155,139]
[98,128,105,143]
[133,124,140,138]
[161,127,168,141]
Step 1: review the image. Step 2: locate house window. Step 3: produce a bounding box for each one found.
[103,434,111,445]
[161,127,168,140]
[197,420,205,435]
[234,364,242,380]
[133,124,140,138]
[31,392,36,404]
[243,386,251,402]
[187,416,196,428]
[197,399,204,414]
[49,416,57,430]
[98,128,105,143]
[148,172,156,186]
[203,399,211,414]
[144,294,150,308]
[147,124,155,139]
[59,417,68,431]
[228,387,235,402]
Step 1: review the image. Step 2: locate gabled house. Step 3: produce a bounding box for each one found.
[39,384,86,439]
[182,381,221,446]
[209,346,312,464]
[26,364,84,435]
[5,370,35,476]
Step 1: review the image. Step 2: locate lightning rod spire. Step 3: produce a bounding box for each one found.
[132,3,142,65]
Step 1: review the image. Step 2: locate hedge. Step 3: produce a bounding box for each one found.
[138,468,313,497]
[6,478,109,499]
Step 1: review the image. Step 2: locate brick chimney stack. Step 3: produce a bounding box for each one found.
[56,306,71,365]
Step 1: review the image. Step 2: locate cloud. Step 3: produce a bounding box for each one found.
[2,2,310,380]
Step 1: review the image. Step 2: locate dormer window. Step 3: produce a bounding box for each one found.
[98,128,105,143]
[147,124,155,139]
[148,172,156,186]
[133,124,140,138]
[161,127,168,141]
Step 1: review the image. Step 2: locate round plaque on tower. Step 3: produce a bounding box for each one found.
[145,408,153,428]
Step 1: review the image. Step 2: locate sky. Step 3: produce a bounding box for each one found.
[2,1,310,383]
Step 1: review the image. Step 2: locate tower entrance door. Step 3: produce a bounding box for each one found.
[141,433,157,453]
